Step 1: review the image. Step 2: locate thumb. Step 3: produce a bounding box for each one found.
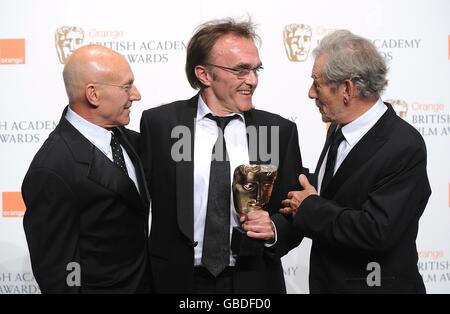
[298,174,311,189]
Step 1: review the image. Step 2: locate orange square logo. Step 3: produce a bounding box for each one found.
[0,39,26,64]
[2,192,26,217]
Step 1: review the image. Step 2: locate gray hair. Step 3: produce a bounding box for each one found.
[313,30,388,98]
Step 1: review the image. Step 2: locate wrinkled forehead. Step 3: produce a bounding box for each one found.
[211,34,260,64]
[311,54,328,77]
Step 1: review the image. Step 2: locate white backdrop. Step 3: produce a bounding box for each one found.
[1,0,449,294]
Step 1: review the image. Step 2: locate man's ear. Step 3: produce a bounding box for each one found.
[194,65,212,87]
[343,79,356,105]
[85,83,100,107]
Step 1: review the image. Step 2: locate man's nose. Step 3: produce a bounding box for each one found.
[130,84,141,101]
[308,83,316,99]
[244,70,258,86]
[256,184,262,202]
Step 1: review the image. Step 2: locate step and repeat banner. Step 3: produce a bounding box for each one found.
[1,0,449,294]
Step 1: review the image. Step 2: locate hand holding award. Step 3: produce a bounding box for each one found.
[231,164,277,256]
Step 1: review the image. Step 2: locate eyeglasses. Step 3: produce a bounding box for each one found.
[205,63,263,78]
[94,82,135,94]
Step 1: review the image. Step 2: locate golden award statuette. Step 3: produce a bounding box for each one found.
[231,164,278,256]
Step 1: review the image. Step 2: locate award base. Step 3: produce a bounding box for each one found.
[231,226,265,257]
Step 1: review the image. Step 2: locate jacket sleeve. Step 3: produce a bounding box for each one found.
[139,112,152,189]
[268,122,304,257]
[293,144,431,251]
[22,168,81,293]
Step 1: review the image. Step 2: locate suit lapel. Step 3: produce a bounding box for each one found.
[243,109,273,165]
[59,116,91,165]
[244,110,256,164]
[176,96,197,243]
[113,127,150,213]
[312,124,337,188]
[87,147,145,212]
[321,105,396,198]
[59,109,145,214]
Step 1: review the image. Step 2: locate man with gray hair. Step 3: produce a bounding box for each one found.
[280,30,431,293]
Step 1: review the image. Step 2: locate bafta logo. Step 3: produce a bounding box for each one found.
[55,26,85,64]
[283,24,312,62]
[387,99,408,119]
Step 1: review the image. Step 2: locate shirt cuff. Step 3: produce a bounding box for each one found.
[264,220,277,247]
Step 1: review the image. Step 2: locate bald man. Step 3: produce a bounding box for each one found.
[22,45,152,293]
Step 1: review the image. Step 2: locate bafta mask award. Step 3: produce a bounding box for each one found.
[231,164,278,256]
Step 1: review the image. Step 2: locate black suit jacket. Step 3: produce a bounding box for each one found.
[22,108,151,293]
[294,104,431,293]
[139,95,303,293]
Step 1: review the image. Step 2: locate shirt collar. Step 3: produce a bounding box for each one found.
[196,95,245,122]
[341,98,387,147]
[65,106,112,155]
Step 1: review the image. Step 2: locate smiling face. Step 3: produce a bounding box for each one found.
[232,165,277,215]
[63,45,141,128]
[94,56,141,127]
[200,34,262,115]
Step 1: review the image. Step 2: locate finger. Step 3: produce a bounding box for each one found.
[281,199,290,207]
[299,174,311,189]
[245,223,272,233]
[246,230,274,240]
[244,215,270,226]
[250,210,269,218]
[279,207,292,214]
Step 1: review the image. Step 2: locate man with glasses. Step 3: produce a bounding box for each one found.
[139,18,303,293]
[22,44,152,293]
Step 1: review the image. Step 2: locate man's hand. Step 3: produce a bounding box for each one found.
[241,210,274,241]
[280,174,318,215]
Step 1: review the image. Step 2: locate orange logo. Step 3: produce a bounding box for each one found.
[2,192,26,217]
[0,39,26,64]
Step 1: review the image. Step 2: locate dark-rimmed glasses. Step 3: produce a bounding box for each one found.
[205,63,263,78]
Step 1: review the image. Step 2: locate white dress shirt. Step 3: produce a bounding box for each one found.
[65,106,140,193]
[318,98,388,194]
[193,96,249,266]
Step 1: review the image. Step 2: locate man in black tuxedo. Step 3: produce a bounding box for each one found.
[22,45,151,293]
[281,30,431,293]
[140,18,303,293]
